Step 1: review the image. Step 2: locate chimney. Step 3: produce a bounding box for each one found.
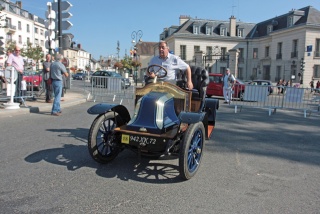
[179,15,190,25]
[229,15,236,37]
[16,1,22,9]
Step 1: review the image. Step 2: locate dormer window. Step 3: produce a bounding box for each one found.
[206,26,212,35]
[220,24,227,36]
[237,28,244,37]
[287,16,293,27]
[267,25,273,34]
[193,23,200,34]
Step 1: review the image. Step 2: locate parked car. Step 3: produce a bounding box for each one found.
[248,80,274,94]
[23,71,42,91]
[91,70,131,89]
[206,73,246,100]
[72,72,86,80]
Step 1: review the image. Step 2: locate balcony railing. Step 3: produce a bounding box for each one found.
[238,57,244,63]
[291,51,298,58]
[6,23,17,31]
[276,53,282,59]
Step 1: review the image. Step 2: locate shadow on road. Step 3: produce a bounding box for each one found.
[25,139,183,184]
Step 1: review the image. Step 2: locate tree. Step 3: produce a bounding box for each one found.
[22,42,44,69]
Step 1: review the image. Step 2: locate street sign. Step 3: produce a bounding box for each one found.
[61,12,72,19]
[61,20,73,30]
[45,10,56,19]
[45,31,56,40]
[45,20,56,30]
[52,1,72,12]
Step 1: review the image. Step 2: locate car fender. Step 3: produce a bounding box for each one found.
[87,103,131,123]
[178,111,206,124]
[204,98,219,125]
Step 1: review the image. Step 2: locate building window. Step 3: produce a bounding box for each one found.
[276,42,282,59]
[41,40,44,46]
[180,45,186,60]
[265,46,270,58]
[287,16,294,27]
[221,47,227,61]
[18,21,21,30]
[314,65,320,78]
[27,37,30,44]
[220,27,226,36]
[206,26,212,35]
[291,39,298,58]
[206,46,212,61]
[238,67,243,79]
[35,39,39,45]
[40,29,44,35]
[18,35,22,44]
[35,27,38,34]
[238,48,244,63]
[193,25,200,34]
[26,24,30,33]
[267,25,273,34]
[253,48,258,59]
[194,45,200,53]
[276,66,282,82]
[315,39,320,57]
[237,28,244,37]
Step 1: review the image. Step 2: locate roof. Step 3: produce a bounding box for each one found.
[135,42,158,56]
[249,6,320,38]
[160,6,320,40]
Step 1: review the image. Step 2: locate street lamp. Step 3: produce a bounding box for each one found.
[131,30,143,86]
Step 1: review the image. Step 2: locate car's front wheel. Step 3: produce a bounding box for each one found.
[88,112,124,163]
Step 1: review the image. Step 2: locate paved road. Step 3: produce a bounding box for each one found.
[0,93,319,213]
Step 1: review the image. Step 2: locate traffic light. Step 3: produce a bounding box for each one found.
[0,36,4,55]
[62,33,74,50]
[300,58,305,72]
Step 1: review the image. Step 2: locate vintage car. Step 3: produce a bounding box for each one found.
[87,65,219,180]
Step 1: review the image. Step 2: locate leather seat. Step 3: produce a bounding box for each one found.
[177,66,209,101]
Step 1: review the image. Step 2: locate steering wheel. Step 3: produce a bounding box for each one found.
[147,64,168,79]
[4,66,18,83]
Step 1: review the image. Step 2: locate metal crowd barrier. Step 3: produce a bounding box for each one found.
[87,76,135,104]
[230,84,320,117]
[0,73,40,107]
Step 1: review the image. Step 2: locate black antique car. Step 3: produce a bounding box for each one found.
[87,65,219,180]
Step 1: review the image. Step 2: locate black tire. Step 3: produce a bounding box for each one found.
[179,122,205,180]
[88,112,124,164]
[238,90,244,101]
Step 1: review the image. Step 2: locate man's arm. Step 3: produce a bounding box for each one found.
[185,65,193,90]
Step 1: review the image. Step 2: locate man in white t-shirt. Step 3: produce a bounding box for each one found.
[223,68,235,103]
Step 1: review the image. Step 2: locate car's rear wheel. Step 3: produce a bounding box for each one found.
[88,112,124,163]
[179,122,205,180]
[238,90,244,101]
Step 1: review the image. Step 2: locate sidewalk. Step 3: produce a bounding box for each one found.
[0,89,88,118]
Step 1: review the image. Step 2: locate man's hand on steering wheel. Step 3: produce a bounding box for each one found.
[147,64,168,79]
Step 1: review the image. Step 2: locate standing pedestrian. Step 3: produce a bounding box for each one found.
[50,54,68,116]
[309,79,314,93]
[223,68,235,103]
[316,80,320,93]
[42,54,53,103]
[6,45,24,97]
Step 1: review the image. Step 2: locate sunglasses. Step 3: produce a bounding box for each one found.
[15,50,21,51]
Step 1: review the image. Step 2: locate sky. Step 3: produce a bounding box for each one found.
[17,0,320,60]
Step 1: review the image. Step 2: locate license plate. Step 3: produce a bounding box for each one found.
[121,134,157,145]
